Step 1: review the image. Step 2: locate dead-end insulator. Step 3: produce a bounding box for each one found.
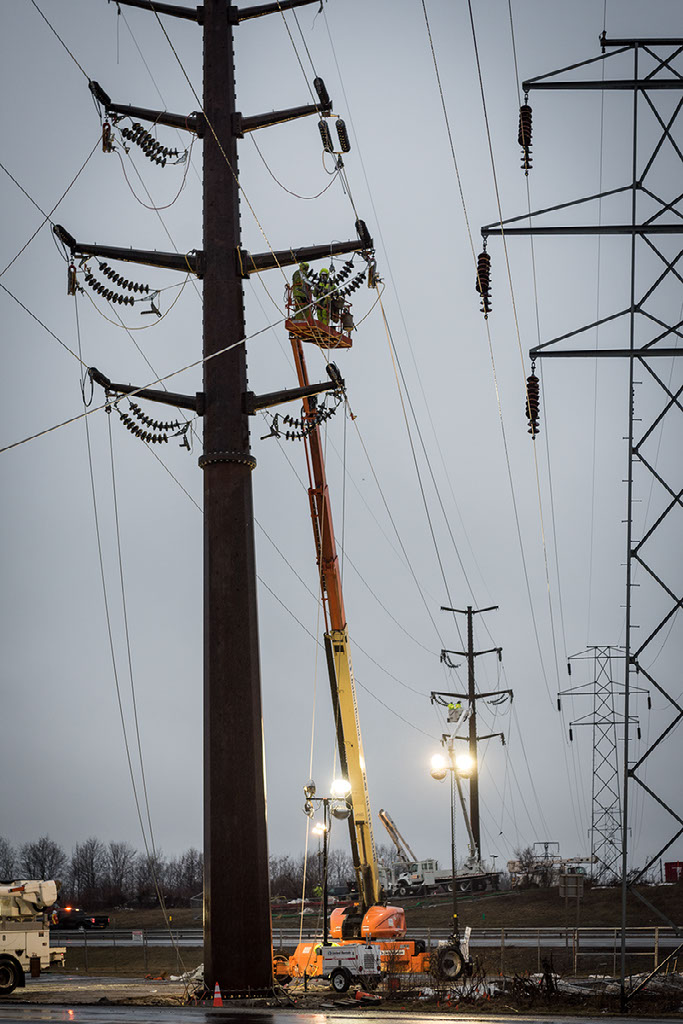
[336,118,351,153]
[475,249,491,318]
[318,119,334,153]
[518,102,532,174]
[525,366,540,438]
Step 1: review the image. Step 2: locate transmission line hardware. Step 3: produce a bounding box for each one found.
[475,248,491,318]
[118,122,181,167]
[114,399,189,446]
[525,363,540,438]
[518,100,533,174]
[318,114,352,161]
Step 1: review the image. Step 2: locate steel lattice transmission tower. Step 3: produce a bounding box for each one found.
[559,647,644,883]
[482,32,683,1004]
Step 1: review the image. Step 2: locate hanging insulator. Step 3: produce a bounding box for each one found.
[102,121,114,154]
[569,727,573,742]
[336,118,351,153]
[518,103,533,174]
[557,698,561,712]
[525,372,540,438]
[637,726,642,740]
[67,263,77,296]
[318,119,334,153]
[475,250,491,317]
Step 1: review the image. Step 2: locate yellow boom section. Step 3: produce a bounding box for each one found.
[326,628,382,911]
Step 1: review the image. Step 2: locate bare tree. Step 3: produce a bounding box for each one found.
[166,848,203,905]
[19,836,66,880]
[133,850,167,907]
[270,854,304,900]
[0,837,16,879]
[375,843,395,867]
[327,847,355,888]
[69,838,107,906]
[104,841,137,906]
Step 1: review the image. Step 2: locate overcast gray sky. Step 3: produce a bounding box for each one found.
[1,0,680,879]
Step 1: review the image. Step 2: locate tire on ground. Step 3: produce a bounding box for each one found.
[0,957,22,996]
[330,966,351,993]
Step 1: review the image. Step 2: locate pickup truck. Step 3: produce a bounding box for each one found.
[54,906,109,929]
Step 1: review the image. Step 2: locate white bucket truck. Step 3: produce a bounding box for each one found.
[0,880,65,995]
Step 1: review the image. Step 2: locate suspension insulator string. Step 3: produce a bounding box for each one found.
[115,400,190,446]
[98,261,151,295]
[119,122,180,167]
[525,361,540,439]
[475,247,492,318]
[518,98,533,175]
[318,119,334,154]
[336,118,351,153]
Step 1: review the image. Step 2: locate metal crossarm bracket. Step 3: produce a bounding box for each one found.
[89,367,203,414]
[237,220,373,277]
[431,689,513,703]
[113,0,202,20]
[234,99,331,137]
[89,81,204,136]
[53,225,203,276]
[244,379,342,414]
[111,0,323,24]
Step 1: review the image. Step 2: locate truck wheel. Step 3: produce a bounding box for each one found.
[330,967,351,993]
[433,944,465,982]
[0,957,22,996]
[397,882,409,897]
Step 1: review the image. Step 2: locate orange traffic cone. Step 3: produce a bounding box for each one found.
[213,982,223,1007]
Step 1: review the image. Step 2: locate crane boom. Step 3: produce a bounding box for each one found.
[289,330,382,915]
[378,809,418,863]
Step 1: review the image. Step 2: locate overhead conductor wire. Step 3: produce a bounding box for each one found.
[504,0,590,835]
[72,292,188,979]
[419,0,585,836]
[279,3,465,669]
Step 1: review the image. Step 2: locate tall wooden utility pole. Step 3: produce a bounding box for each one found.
[55,0,373,994]
[433,605,508,862]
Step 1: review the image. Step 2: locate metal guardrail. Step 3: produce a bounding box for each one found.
[52,925,679,944]
[51,925,680,976]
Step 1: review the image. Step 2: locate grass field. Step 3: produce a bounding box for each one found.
[100,880,683,931]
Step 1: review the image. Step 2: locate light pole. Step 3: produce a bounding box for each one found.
[312,816,329,945]
[304,779,352,946]
[430,744,475,980]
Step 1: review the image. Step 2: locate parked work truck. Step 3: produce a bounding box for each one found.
[0,880,65,995]
[378,809,499,897]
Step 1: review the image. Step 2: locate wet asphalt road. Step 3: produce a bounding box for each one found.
[0,1010,678,1024]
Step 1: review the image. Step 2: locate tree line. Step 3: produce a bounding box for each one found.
[0,835,397,908]
[0,835,202,909]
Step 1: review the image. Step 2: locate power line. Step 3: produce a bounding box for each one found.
[29,0,90,80]
[0,138,100,279]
